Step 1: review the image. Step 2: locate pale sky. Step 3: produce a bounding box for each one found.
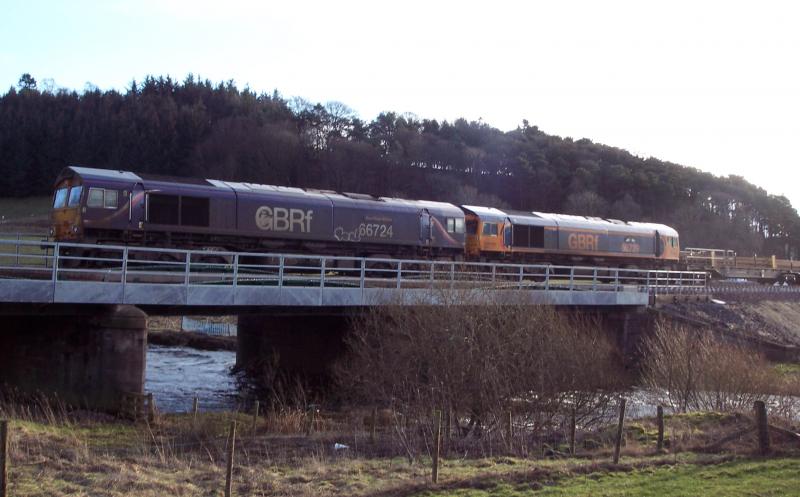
[2,0,799,208]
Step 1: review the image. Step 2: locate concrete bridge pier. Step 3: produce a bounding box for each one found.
[0,305,147,411]
[602,306,653,363]
[237,310,351,386]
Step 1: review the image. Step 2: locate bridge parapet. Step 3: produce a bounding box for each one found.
[0,239,707,308]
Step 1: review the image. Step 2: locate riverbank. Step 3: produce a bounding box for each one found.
[148,329,236,351]
[1,405,798,496]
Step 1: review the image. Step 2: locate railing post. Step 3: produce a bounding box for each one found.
[52,243,60,287]
[184,252,191,286]
[15,233,19,266]
[544,265,550,290]
[569,267,574,291]
[396,261,403,289]
[491,264,496,284]
[360,258,366,290]
[319,258,326,305]
[592,268,597,291]
[278,255,285,289]
[614,269,620,291]
[518,266,523,289]
[121,246,129,301]
[232,254,239,290]
[450,262,455,288]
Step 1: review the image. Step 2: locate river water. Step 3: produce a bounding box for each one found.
[145,344,800,420]
[145,345,240,413]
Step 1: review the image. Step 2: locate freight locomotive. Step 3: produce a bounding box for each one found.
[50,166,680,267]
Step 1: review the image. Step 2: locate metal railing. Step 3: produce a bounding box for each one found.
[681,247,798,273]
[0,238,707,301]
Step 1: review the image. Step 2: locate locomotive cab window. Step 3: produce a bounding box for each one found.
[104,189,118,209]
[446,217,466,234]
[53,187,68,208]
[87,188,119,209]
[67,186,83,207]
[482,223,498,236]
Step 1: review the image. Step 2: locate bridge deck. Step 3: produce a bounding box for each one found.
[0,239,708,308]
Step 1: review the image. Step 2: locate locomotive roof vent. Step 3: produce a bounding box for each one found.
[343,192,383,201]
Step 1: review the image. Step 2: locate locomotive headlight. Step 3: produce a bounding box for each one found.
[72,226,79,233]
[49,228,54,236]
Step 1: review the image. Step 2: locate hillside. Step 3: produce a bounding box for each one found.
[2,74,798,257]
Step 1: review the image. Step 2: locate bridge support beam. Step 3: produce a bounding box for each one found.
[0,305,147,411]
[236,310,350,386]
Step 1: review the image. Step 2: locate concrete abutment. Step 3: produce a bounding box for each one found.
[0,305,147,411]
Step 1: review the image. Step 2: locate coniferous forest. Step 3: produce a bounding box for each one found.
[1,73,797,257]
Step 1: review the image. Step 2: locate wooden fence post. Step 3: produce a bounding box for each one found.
[147,393,155,424]
[656,405,665,451]
[507,411,513,454]
[251,401,260,434]
[306,407,316,436]
[432,410,441,483]
[754,400,770,455]
[444,408,452,457]
[613,398,626,464]
[192,396,199,423]
[569,407,577,456]
[370,408,377,444]
[1,419,8,497]
[225,420,236,497]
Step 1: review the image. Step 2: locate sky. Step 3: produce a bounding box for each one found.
[2,0,799,208]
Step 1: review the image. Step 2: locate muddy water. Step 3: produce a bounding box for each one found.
[145,345,241,413]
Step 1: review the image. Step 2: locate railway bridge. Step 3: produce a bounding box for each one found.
[0,237,707,411]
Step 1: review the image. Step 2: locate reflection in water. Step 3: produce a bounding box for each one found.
[145,345,240,413]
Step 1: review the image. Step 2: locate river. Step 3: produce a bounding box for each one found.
[145,344,240,413]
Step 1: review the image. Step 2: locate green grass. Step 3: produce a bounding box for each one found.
[774,362,800,377]
[0,195,51,220]
[417,458,800,497]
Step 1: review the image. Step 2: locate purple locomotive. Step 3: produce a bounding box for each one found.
[50,166,467,259]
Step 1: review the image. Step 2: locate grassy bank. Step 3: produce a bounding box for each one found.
[1,406,798,497]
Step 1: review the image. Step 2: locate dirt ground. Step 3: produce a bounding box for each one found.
[660,300,800,348]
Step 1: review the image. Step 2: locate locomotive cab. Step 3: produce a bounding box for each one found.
[51,177,84,240]
[51,166,140,243]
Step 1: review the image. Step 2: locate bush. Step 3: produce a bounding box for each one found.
[640,321,781,413]
[335,299,627,458]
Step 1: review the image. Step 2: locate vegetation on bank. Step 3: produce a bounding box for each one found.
[1,402,799,497]
[2,73,798,256]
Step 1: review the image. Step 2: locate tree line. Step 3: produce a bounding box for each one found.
[1,73,797,257]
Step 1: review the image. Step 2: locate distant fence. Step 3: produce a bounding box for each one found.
[181,317,237,337]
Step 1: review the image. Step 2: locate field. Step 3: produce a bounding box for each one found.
[0,195,50,234]
[1,406,798,497]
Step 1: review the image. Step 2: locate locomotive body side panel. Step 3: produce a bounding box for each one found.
[235,189,334,242]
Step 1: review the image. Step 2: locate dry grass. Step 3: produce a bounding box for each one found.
[2,393,799,496]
